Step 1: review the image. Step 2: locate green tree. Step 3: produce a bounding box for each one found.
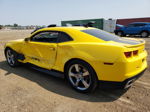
[13,23,18,27]
[0,25,3,29]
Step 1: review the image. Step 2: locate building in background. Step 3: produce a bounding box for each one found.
[103,19,116,33]
[61,18,104,30]
[116,17,150,26]
[61,17,150,33]
[61,18,117,33]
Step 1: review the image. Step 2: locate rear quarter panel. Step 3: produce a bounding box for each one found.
[52,42,124,81]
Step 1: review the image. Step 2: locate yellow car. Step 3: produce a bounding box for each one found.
[4,26,147,93]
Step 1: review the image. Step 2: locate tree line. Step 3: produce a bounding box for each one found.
[0,23,19,29]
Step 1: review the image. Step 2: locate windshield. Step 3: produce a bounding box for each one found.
[81,29,141,45]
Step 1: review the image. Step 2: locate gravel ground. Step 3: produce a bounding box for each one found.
[0,30,150,112]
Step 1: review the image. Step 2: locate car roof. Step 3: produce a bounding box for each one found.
[31,26,96,34]
[40,26,95,31]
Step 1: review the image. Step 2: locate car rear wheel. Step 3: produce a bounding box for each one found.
[66,60,98,93]
[5,48,20,67]
[141,31,149,38]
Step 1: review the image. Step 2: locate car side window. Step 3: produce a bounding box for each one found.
[57,32,73,43]
[127,24,135,27]
[134,24,146,27]
[127,23,146,27]
[31,31,59,43]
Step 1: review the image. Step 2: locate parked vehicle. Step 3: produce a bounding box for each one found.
[4,26,147,93]
[114,22,150,37]
[116,24,124,30]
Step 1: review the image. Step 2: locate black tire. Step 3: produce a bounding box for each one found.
[140,31,149,38]
[5,48,20,67]
[65,60,98,93]
[116,31,125,37]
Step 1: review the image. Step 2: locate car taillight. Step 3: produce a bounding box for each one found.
[124,52,132,58]
[133,50,138,55]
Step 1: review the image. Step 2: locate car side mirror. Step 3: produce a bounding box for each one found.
[24,37,30,42]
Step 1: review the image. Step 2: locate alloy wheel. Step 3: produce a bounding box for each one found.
[117,32,123,36]
[141,32,148,37]
[68,64,91,91]
[6,49,15,66]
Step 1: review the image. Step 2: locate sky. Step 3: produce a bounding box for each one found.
[0,0,150,26]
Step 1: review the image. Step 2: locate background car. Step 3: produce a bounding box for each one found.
[114,22,150,37]
[116,24,124,30]
[4,26,147,93]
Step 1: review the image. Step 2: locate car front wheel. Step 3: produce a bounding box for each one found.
[116,31,125,37]
[66,60,98,93]
[5,48,20,67]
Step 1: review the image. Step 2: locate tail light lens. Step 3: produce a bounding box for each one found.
[124,50,139,58]
[133,50,138,55]
[124,52,132,58]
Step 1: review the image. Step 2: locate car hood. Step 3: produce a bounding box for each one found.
[7,39,25,44]
[9,39,24,42]
[116,24,125,27]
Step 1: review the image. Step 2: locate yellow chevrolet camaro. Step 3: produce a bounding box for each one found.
[4,26,147,93]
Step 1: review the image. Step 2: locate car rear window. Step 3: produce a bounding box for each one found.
[81,29,141,45]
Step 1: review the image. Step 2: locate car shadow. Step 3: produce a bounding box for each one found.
[0,61,128,102]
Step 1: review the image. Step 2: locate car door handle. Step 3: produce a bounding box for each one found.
[49,47,55,51]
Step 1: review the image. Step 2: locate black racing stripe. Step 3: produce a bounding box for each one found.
[113,38,141,45]
[81,29,142,45]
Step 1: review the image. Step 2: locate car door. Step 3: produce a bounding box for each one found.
[124,23,145,35]
[134,23,146,34]
[22,31,59,69]
[124,24,137,34]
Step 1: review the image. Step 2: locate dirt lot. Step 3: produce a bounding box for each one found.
[0,30,150,112]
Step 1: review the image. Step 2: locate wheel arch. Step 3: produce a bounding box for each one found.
[4,47,25,61]
[115,30,124,35]
[64,58,98,79]
[140,30,149,34]
[4,47,12,55]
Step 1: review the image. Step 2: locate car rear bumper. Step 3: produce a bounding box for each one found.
[98,68,146,89]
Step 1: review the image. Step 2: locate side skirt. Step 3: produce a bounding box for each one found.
[26,63,64,78]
